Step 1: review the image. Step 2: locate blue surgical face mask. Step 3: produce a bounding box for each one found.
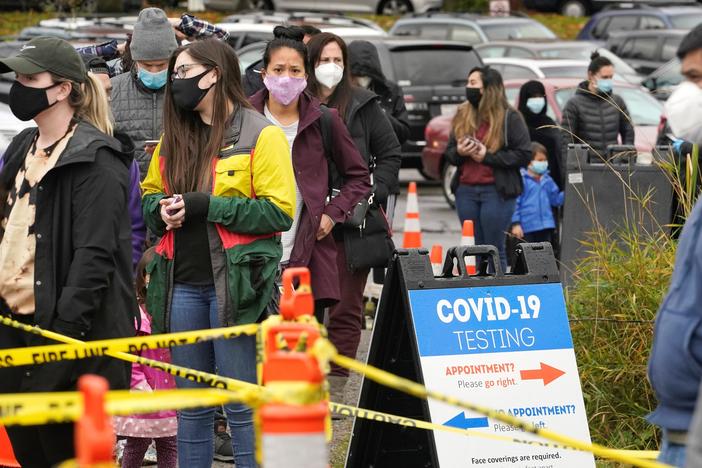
[531,160,548,175]
[526,97,545,114]
[596,78,613,94]
[138,68,168,90]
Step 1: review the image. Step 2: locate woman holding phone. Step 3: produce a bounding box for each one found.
[444,66,531,269]
[140,38,295,467]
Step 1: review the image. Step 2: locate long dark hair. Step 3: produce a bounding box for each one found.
[162,39,251,194]
[306,32,353,122]
[263,25,308,72]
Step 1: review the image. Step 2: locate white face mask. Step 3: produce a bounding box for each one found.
[356,76,372,89]
[315,62,344,89]
[665,81,702,144]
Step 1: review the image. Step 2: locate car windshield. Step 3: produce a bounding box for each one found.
[540,47,592,60]
[390,48,480,86]
[541,65,587,78]
[669,13,702,29]
[481,21,557,41]
[555,87,662,126]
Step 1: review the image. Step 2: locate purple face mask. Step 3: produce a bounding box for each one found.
[263,75,307,106]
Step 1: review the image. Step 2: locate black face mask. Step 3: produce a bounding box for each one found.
[171,69,214,111]
[465,87,482,108]
[9,81,61,121]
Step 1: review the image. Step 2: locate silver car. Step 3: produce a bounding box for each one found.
[207,0,442,15]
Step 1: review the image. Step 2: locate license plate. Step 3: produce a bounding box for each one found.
[440,104,458,116]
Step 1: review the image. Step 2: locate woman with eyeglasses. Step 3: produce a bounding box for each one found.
[140,38,296,467]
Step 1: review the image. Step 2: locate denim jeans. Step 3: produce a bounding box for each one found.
[169,283,257,468]
[657,432,686,467]
[455,184,517,270]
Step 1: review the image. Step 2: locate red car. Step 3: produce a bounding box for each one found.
[422,77,663,207]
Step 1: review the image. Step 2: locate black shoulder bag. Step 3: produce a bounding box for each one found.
[319,106,394,272]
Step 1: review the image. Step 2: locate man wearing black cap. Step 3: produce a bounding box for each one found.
[0,36,135,466]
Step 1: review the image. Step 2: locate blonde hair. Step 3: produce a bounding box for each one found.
[451,68,509,153]
[51,72,113,136]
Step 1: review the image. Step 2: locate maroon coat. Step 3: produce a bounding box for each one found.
[250,90,370,305]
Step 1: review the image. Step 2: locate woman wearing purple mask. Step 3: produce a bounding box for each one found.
[249,26,370,315]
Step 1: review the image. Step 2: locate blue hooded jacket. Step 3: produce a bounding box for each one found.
[648,196,702,431]
[511,168,563,233]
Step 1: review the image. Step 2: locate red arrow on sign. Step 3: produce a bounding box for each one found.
[520,363,565,385]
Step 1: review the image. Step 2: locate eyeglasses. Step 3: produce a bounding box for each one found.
[171,63,212,81]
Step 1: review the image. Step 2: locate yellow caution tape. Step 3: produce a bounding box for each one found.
[318,340,671,468]
[0,318,258,367]
[0,388,246,426]
[57,461,116,468]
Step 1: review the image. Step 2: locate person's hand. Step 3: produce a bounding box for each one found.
[117,41,126,56]
[469,141,487,162]
[317,214,335,240]
[511,224,524,239]
[159,197,185,231]
[144,143,157,156]
[174,28,187,42]
[457,137,478,157]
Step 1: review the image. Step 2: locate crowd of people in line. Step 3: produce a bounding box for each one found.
[1,4,702,467]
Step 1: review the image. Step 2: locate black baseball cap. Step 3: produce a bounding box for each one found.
[0,36,87,83]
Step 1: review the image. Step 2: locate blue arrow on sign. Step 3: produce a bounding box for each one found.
[443,412,489,429]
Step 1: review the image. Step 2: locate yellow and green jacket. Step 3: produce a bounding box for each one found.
[141,108,295,333]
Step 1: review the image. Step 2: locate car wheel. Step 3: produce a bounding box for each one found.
[559,0,588,17]
[243,0,274,10]
[441,163,456,209]
[377,0,413,16]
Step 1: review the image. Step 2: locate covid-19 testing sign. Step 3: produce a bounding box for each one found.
[408,282,595,468]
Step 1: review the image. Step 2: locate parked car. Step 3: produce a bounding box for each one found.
[577,4,702,40]
[237,41,267,76]
[482,57,590,80]
[606,29,687,75]
[642,58,682,101]
[208,0,442,15]
[217,11,386,49]
[0,102,33,158]
[474,41,642,84]
[423,78,662,206]
[525,0,698,18]
[389,12,557,44]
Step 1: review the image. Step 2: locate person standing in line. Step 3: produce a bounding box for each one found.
[444,66,531,269]
[111,8,177,180]
[141,38,295,467]
[560,52,634,160]
[249,26,370,311]
[517,80,564,190]
[0,36,136,466]
[647,23,702,468]
[306,32,401,401]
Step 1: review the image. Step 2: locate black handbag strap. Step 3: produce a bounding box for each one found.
[319,105,335,198]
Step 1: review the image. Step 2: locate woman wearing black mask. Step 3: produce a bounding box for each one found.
[444,66,531,269]
[517,80,564,190]
[141,39,295,467]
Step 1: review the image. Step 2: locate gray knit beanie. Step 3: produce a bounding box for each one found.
[129,8,177,61]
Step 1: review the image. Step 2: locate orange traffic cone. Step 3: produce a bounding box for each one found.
[461,220,477,275]
[75,375,114,467]
[430,244,443,276]
[402,182,422,249]
[0,426,19,468]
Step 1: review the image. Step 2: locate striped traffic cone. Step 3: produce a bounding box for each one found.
[402,182,422,249]
[0,426,19,468]
[461,220,477,275]
[430,244,443,276]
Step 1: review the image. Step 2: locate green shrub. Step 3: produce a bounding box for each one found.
[443,0,488,13]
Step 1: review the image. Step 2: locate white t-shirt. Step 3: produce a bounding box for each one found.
[264,104,302,263]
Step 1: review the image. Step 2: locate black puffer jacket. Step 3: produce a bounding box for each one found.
[560,81,635,159]
[243,58,264,97]
[0,120,135,393]
[348,40,410,145]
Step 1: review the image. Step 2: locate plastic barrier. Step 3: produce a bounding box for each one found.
[560,144,673,284]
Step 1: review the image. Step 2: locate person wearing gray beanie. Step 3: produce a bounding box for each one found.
[130,7,177,62]
[110,7,176,181]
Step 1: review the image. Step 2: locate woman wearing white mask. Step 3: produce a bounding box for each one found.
[560,52,634,161]
[517,80,564,191]
[306,32,401,402]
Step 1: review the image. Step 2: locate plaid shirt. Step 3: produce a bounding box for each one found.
[178,14,230,41]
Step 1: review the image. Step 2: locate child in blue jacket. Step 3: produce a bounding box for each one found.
[510,142,564,243]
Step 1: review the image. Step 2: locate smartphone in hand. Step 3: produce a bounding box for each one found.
[166,194,182,216]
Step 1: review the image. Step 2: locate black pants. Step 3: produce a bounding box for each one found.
[524,229,555,243]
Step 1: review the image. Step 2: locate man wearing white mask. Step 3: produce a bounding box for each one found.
[648,24,702,468]
[110,8,177,180]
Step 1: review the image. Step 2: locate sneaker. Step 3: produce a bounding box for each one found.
[213,429,234,462]
[142,442,157,465]
[114,438,126,464]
